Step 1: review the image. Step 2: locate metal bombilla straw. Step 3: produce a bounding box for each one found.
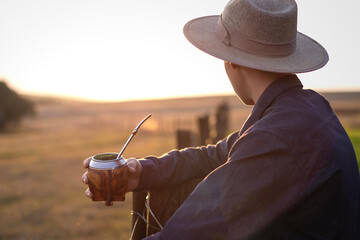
[116,114,152,159]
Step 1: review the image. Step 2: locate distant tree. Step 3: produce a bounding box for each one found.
[0,80,35,132]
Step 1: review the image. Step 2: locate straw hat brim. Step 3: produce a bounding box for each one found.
[183,15,329,73]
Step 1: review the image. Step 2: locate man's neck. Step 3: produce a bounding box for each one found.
[249,71,292,104]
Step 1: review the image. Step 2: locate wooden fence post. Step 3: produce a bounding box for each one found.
[176,130,196,149]
[198,115,210,145]
[214,101,229,142]
[131,191,148,240]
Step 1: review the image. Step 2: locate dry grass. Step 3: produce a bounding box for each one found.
[0,99,177,240]
[0,128,175,239]
[0,93,359,239]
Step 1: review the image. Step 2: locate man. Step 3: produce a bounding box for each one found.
[83,0,360,239]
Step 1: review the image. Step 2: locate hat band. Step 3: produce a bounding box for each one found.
[215,16,296,58]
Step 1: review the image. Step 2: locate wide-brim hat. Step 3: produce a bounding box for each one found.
[183,0,329,73]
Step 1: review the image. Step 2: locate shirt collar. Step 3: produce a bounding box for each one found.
[240,74,303,135]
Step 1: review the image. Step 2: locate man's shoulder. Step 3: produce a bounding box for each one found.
[252,88,337,150]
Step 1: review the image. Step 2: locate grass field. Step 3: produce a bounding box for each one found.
[0,97,179,240]
[0,127,175,239]
[348,128,360,168]
[0,94,359,239]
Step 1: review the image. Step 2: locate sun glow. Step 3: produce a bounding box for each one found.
[0,0,359,102]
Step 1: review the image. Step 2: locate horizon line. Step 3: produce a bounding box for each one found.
[22,89,360,104]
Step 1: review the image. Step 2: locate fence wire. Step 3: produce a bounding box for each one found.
[129,194,163,240]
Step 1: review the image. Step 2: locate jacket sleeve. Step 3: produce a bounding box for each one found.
[136,131,240,191]
[142,130,308,240]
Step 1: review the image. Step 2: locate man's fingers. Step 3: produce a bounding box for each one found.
[85,187,93,198]
[82,171,89,184]
[83,157,92,168]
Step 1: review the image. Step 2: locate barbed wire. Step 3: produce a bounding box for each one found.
[129,195,163,240]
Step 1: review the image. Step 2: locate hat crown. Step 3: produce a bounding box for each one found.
[222,0,297,44]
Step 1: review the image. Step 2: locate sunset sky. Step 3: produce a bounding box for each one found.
[0,0,359,102]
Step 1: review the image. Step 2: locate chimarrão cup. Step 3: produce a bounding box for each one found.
[87,153,128,206]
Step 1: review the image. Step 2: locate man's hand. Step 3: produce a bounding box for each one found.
[82,157,94,199]
[126,158,142,192]
[81,156,142,206]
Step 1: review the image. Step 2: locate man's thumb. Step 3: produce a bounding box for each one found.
[127,158,137,173]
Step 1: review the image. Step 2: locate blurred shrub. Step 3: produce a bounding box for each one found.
[0,81,35,132]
